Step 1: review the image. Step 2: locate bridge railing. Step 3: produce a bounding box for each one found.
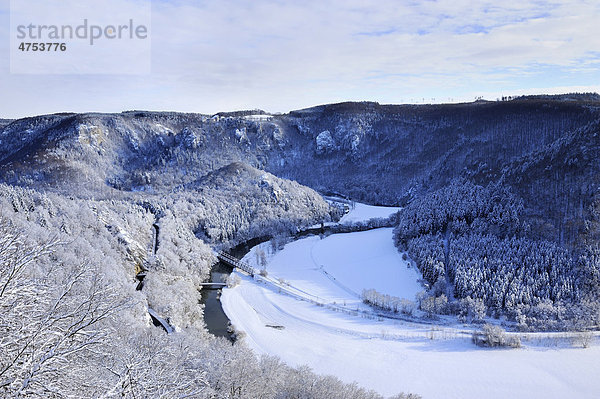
[217,251,255,276]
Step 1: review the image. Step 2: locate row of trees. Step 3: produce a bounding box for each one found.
[362,289,416,316]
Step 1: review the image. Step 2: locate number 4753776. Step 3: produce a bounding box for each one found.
[18,43,66,52]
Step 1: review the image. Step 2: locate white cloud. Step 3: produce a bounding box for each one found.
[0,0,599,117]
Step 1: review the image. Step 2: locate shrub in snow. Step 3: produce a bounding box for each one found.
[472,324,521,348]
[270,235,289,252]
[399,299,416,316]
[228,323,246,342]
[572,331,593,348]
[226,274,242,288]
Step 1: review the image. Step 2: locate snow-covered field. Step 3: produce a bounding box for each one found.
[242,228,421,307]
[312,199,401,228]
[338,202,401,224]
[221,205,600,399]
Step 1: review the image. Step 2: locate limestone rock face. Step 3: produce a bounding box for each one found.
[315,130,336,154]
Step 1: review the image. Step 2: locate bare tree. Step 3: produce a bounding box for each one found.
[0,216,125,397]
[100,330,212,398]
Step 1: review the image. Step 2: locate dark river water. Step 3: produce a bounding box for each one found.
[199,261,235,339]
[200,236,271,341]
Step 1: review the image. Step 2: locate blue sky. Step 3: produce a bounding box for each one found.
[1,0,599,118]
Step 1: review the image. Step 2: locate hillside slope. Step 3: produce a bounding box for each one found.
[1,97,598,202]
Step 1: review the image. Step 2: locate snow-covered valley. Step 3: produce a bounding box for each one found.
[3,96,600,397]
[221,205,600,399]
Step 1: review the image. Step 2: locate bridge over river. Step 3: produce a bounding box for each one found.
[216,251,255,276]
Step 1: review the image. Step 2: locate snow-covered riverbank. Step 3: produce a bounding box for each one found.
[221,205,600,399]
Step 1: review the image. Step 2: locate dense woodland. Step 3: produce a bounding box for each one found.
[1,95,600,395]
[394,177,600,330]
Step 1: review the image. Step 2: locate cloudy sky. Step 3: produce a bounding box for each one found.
[1,0,599,118]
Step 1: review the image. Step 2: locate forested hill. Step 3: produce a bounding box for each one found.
[1,96,598,202]
[274,96,600,204]
[2,96,599,242]
[1,95,599,243]
[391,118,600,329]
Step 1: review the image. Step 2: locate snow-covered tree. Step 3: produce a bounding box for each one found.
[0,216,125,397]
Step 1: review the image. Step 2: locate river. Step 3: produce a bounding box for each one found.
[200,236,270,340]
